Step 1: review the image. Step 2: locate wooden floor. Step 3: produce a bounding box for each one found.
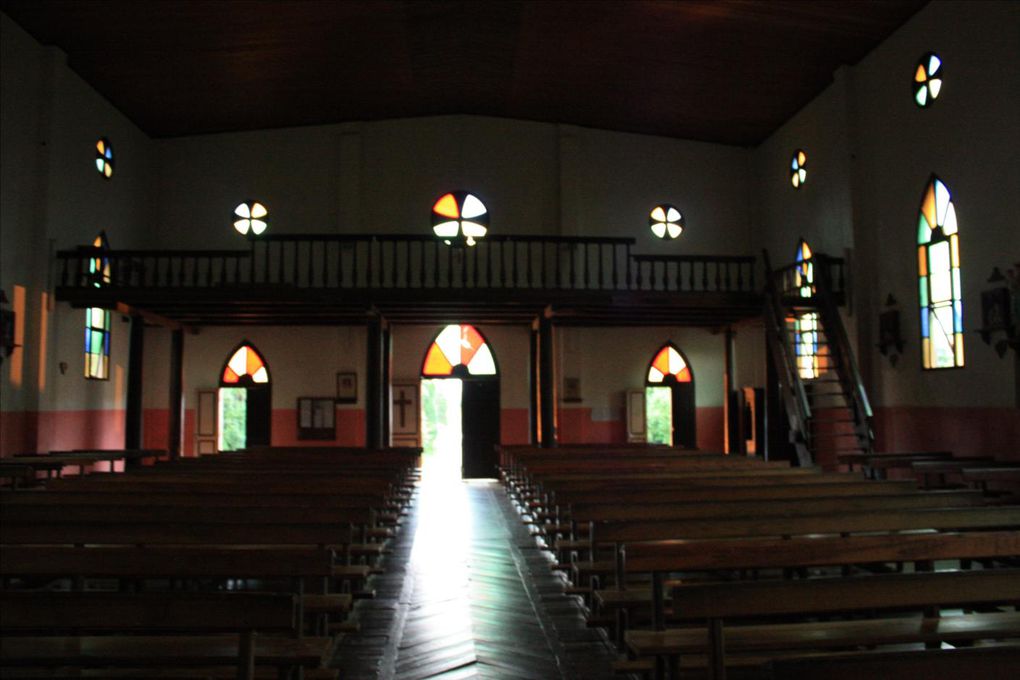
[332,478,619,679]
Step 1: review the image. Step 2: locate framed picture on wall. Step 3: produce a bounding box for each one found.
[336,372,357,403]
[391,381,419,436]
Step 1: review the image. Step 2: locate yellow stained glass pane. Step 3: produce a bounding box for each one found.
[954,333,965,366]
[651,222,666,238]
[929,78,942,99]
[921,183,936,229]
[250,202,267,219]
[650,206,666,222]
[234,203,251,218]
[797,151,806,166]
[667,222,682,238]
[791,174,799,188]
[921,338,931,369]
[950,234,959,267]
[97,140,105,153]
[433,193,459,219]
[422,344,453,376]
[104,164,112,178]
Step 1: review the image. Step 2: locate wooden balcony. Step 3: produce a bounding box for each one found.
[56,234,764,327]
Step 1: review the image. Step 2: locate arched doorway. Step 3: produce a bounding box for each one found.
[420,324,500,479]
[218,342,272,451]
[644,343,697,449]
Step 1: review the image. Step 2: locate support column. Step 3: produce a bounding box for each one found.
[124,316,145,450]
[168,329,183,459]
[366,315,383,449]
[539,315,557,447]
[382,322,391,447]
[530,322,540,445]
[723,328,735,454]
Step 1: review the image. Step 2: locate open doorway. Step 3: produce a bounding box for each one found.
[645,342,696,449]
[420,324,500,480]
[217,342,272,451]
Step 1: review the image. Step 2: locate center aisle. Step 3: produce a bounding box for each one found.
[332,477,619,680]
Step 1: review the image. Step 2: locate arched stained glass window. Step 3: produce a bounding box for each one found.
[913,52,943,108]
[431,191,488,246]
[221,343,270,385]
[95,137,113,179]
[794,239,820,380]
[422,324,496,376]
[85,233,111,380]
[918,176,964,369]
[646,344,691,384]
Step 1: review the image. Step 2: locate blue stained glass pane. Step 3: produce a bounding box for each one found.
[84,324,92,352]
[103,331,110,353]
[954,300,963,331]
[920,307,930,338]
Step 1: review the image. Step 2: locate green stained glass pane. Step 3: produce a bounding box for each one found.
[915,87,927,106]
[91,330,104,353]
[919,276,928,308]
[917,214,931,244]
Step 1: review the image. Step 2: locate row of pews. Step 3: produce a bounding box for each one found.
[500,444,1020,679]
[0,446,421,679]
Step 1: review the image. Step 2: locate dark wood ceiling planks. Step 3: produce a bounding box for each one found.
[1,0,927,145]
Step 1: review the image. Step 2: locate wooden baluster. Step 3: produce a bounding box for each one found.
[584,243,590,289]
[625,243,632,289]
[389,240,396,288]
[636,259,643,289]
[569,243,576,289]
[737,260,744,290]
[701,260,708,290]
[613,243,620,289]
[510,241,517,287]
[446,241,452,287]
[715,261,722,290]
[500,242,507,287]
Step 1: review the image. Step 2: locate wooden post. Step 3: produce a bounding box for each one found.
[723,327,734,454]
[530,321,540,445]
[366,315,383,448]
[125,316,145,451]
[382,321,391,446]
[539,315,556,447]
[168,329,183,459]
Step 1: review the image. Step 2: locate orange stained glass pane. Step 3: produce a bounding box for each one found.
[918,247,928,276]
[222,367,240,383]
[922,183,936,230]
[797,151,806,166]
[460,325,484,365]
[96,140,105,153]
[676,367,691,383]
[246,347,264,375]
[921,338,931,369]
[423,344,453,376]
[433,193,459,219]
[915,64,927,82]
[652,347,672,376]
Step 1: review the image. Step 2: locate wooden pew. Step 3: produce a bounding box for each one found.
[964,466,1020,494]
[0,591,335,680]
[625,568,1020,680]
[836,451,952,478]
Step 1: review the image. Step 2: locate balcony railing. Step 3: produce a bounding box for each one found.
[58,234,758,295]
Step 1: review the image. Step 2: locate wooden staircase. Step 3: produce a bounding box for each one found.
[764,251,874,469]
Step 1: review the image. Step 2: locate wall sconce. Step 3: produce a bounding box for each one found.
[59,361,68,375]
[977,265,1019,358]
[877,294,904,366]
[0,290,17,365]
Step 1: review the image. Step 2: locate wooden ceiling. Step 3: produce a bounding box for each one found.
[2,0,926,146]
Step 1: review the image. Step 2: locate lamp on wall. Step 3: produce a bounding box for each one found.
[877,294,904,366]
[977,265,1019,358]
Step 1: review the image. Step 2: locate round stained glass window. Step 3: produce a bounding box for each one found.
[791,150,807,189]
[95,138,114,179]
[913,52,943,108]
[649,204,684,240]
[431,191,488,246]
[233,200,268,235]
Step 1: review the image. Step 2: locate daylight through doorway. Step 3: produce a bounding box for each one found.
[218,387,247,451]
[421,378,463,482]
[645,386,673,445]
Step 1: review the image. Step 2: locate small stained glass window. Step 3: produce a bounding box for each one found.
[913,52,943,108]
[791,150,807,188]
[95,138,113,179]
[221,343,270,384]
[431,191,488,246]
[646,344,691,384]
[918,175,963,369]
[422,324,497,376]
[649,204,684,240]
[233,201,268,235]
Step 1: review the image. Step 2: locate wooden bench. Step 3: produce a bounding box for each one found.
[836,451,952,477]
[626,568,1020,680]
[0,591,335,680]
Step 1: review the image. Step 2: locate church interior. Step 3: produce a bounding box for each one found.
[1,1,1019,678]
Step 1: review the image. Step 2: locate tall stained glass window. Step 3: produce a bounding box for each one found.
[221,343,270,385]
[913,53,943,108]
[794,239,820,380]
[918,176,964,369]
[85,233,111,380]
[422,324,496,376]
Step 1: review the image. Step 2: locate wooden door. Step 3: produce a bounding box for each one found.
[672,382,697,449]
[246,386,272,447]
[195,389,218,454]
[461,379,500,479]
